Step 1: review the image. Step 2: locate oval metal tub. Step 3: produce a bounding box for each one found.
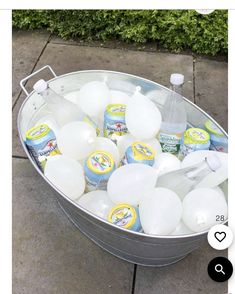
[17,66,228,267]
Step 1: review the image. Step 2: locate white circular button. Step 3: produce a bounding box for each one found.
[195,10,215,15]
[207,224,233,250]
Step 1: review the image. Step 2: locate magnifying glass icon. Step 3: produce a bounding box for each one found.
[215,264,225,275]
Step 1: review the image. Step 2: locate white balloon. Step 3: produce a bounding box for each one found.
[95,137,120,166]
[126,91,162,139]
[76,190,114,219]
[144,138,162,156]
[77,81,111,117]
[117,134,162,158]
[153,153,181,176]
[107,80,136,94]
[170,221,193,236]
[57,121,97,160]
[110,90,131,104]
[182,188,228,232]
[44,155,85,200]
[139,187,182,235]
[213,186,225,199]
[107,164,158,206]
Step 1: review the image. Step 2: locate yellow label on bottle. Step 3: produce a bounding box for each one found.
[132,142,155,161]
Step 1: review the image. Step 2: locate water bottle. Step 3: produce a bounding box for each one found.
[156,155,221,200]
[158,73,187,154]
[33,79,83,127]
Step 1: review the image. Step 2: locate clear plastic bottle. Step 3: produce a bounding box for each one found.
[156,155,221,200]
[158,73,187,154]
[33,79,84,127]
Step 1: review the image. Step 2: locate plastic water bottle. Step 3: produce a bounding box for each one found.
[158,73,187,154]
[33,79,83,127]
[156,154,221,200]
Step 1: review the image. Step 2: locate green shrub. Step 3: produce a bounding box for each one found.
[12,10,228,55]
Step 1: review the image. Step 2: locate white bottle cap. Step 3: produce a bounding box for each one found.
[206,155,221,172]
[170,73,184,86]
[33,79,48,93]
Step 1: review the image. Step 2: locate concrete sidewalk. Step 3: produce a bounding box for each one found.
[12,30,228,294]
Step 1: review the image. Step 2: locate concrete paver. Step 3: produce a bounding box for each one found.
[195,58,228,131]
[12,30,50,106]
[134,242,227,294]
[50,35,160,52]
[13,158,134,294]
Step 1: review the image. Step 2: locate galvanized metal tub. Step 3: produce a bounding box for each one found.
[18,65,228,267]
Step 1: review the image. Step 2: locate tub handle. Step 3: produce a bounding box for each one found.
[20,65,57,96]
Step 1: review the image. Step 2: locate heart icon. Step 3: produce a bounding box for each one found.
[214,232,226,242]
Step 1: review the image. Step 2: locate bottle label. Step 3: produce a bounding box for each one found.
[159,132,182,153]
[184,128,210,144]
[25,124,61,171]
[106,104,126,116]
[103,121,128,144]
[87,151,114,174]
[179,144,195,158]
[132,142,155,161]
[108,204,136,229]
[26,124,50,140]
[85,151,115,192]
[104,104,128,143]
